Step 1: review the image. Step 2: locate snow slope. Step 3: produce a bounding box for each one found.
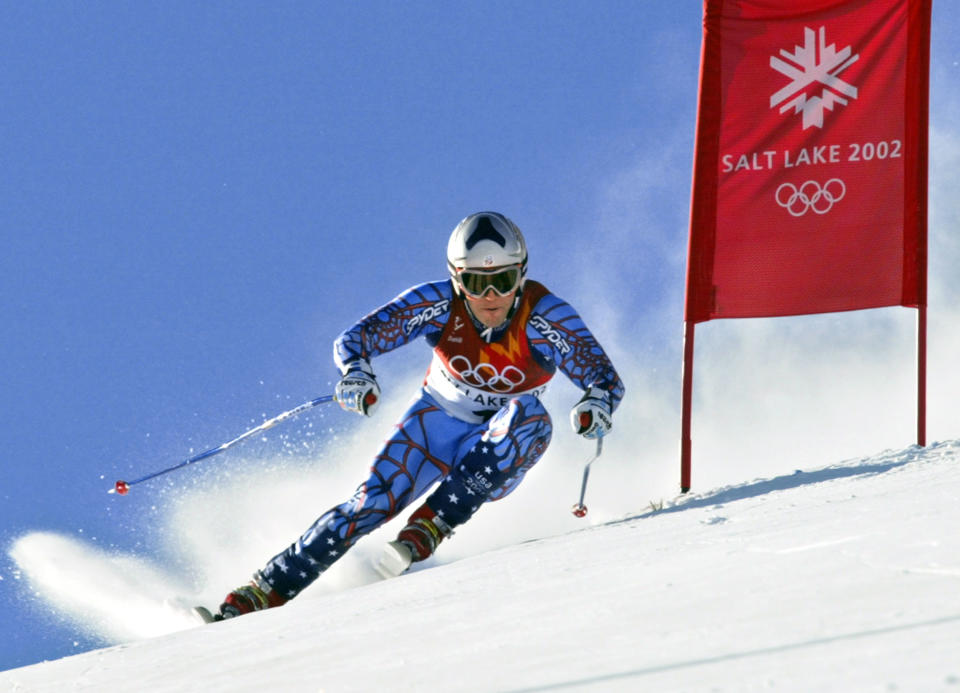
[2,439,959,692]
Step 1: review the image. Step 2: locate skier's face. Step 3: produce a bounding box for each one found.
[465,288,516,328]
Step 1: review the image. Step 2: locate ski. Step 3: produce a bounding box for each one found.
[191,543,415,626]
[191,605,222,624]
[374,540,414,579]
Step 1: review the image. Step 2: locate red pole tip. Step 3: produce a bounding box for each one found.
[572,504,587,518]
[115,480,130,495]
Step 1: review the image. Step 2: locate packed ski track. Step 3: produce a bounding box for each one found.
[2,439,959,692]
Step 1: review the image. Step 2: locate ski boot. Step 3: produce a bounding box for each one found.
[194,572,287,623]
[375,503,452,578]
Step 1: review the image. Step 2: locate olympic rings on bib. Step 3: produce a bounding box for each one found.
[448,355,526,392]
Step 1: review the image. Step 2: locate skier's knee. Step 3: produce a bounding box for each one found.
[490,395,552,440]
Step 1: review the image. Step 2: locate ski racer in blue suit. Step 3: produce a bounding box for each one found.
[214,212,625,619]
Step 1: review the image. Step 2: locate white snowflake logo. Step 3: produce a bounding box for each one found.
[770,27,859,130]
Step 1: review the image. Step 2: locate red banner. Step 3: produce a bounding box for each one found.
[685,0,930,323]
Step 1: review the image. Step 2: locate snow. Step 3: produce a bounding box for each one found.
[3,439,959,692]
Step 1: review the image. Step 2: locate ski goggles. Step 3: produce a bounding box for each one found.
[455,265,523,298]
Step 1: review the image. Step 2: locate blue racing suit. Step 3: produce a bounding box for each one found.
[260,278,624,599]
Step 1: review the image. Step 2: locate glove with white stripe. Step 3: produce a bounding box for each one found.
[570,386,613,439]
[335,359,381,417]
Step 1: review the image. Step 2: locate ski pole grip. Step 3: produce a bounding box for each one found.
[578,411,593,431]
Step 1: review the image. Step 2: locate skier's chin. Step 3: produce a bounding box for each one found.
[476,307,509,328]
[465,292,515,328]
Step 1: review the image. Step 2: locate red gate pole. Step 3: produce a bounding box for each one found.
[680,320,696,493]
[917,304,927,447]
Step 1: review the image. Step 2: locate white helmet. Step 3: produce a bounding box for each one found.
[447,212,528,296]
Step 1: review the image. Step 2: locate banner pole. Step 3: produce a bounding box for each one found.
[680,320,696,493]
[917,304,927,447]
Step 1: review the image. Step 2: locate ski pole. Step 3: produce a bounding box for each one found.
[109,394,335,495]
[571,435,604,518]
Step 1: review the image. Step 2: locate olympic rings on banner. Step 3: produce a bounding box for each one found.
[448,355,526,392]
[775,179,846,216]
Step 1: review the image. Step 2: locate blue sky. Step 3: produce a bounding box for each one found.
[2,1,958,672]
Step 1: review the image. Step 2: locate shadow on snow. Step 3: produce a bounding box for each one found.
[631,442,936,521]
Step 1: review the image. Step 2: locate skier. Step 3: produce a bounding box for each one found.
[209,211,625,619]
